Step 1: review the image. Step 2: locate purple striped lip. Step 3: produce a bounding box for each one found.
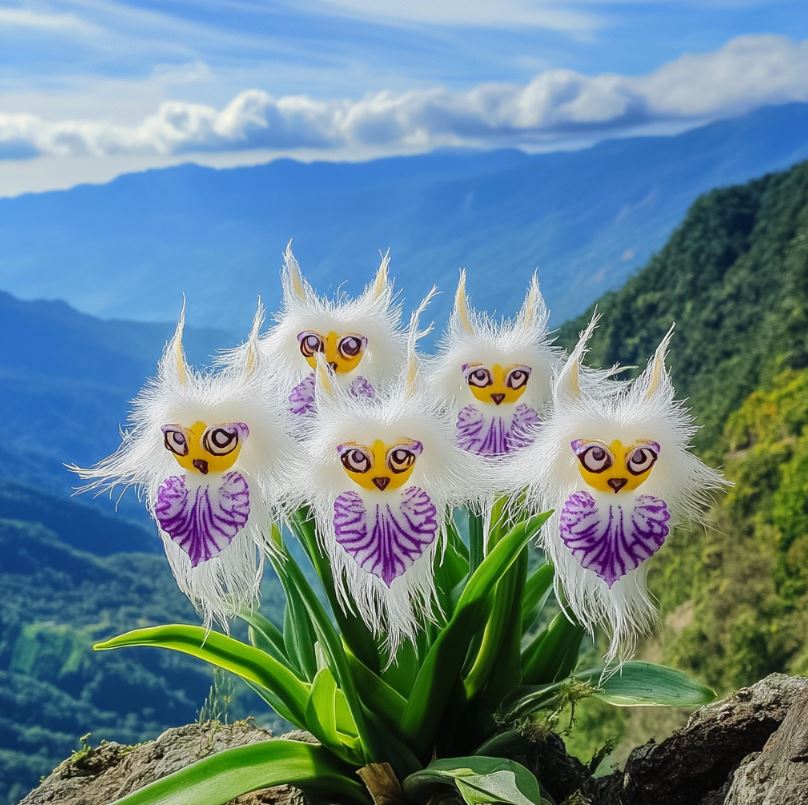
[559,490,670,587]
[333,486,438,586]
[155,472,251,567]
[289,372,376,416]
[456,403,540,455]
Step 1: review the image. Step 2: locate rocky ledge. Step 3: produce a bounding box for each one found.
[21,674,808,805]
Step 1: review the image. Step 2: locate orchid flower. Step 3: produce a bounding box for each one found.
[251,242,407,419]
[72,303,298,627]
[430,270,562,457]
[300,291,492,651]
[511,318,726,662]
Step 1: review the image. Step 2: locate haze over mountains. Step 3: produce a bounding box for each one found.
[2,103,808,332]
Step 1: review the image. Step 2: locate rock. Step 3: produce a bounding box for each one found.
[595,673,808,805]
[20,674,808,805]
[19,721,308,805]
[723,687,808,805]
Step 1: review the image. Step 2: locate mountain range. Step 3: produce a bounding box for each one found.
[2,103,808,332]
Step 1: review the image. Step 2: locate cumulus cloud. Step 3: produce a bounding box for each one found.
[2,34,807,161]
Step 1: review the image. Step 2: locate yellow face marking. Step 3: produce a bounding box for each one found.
[464,362,531,406]
[298,330,367,374]
[571,438,660,494]
[337,438,423,492]
[162,420,248,475]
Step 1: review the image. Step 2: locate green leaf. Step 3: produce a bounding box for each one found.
[576,661,716,707]
[305,667,361,764]
[403,756,540,805]
[521,612,585,685]
[109,739,369,805]
[280,554,419,776]
[504,661,715,722]
[94,625,310,726]
[346,650,407,728]
[520,562,554,633]
[240,611,289,666]
[401,512,550,757]
[289,507,381,673]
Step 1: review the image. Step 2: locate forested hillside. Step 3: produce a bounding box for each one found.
[0,487,286,804]
[561,159,808,699]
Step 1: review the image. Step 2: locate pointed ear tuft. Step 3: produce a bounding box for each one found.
[165,297,189,386]
[368,249,391,300]
[454,269,474,335]
[517,271,544,329]
[244,297,264,377]
[405,286,438,394]
[282,241,307,303]
[556,311,599,401]
[645,323,675,399]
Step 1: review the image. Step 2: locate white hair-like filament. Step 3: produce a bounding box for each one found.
[300,295,492,652]
[71,304,300,628]
[511,321,726,664]
[430,269,563,417]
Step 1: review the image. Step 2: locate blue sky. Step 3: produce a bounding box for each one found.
[2,1,808,195]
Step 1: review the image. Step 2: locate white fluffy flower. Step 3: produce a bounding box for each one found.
[72,303,299,627]
[300,293,492,651]
[511,318,726,663]
[430,270,563,457]
[244,242,408,421]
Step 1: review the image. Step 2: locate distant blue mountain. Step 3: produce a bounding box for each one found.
[2,103,808,330]
[0,290,231,511]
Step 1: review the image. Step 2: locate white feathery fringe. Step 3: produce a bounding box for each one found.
[70,302,300,628]
[220,242,408,408]
[510,319,728,665]
[429,269,563,420]
[299,292,496,654]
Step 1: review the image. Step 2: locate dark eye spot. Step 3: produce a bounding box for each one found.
[579,445,612,473]
[163,427,189,457]
[298,332,324,358]
[341,448,370,473]
[339,336,364,358]
[628,446,658,475]
[389,448,416,473]
[203,426,240,456]
[467,367,492,388]
[507,368,530,390]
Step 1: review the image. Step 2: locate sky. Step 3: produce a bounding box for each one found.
[2,0,808,196]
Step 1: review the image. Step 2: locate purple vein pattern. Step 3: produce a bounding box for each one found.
[289,372,376,415]
[559,491,670,587]
[333,487,438,586]
[456,403,540,455]
[156,472,251,567]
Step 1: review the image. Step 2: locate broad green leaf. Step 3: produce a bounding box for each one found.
[403,756,540,805]
[94,625,309,725]
[280,555,420,776]
[521,612,584,685]
[240,611,289,666]
[504,661,715,721]
[305,667,361,763]
[401,512,551,757]
[463,545,528,702]
[520,561,554,632]
[289,507,381,674]
[576,661,716,707]
[347,650,407,728]
[110,739,369,805]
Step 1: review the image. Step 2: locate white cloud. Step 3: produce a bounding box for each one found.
[313,0,600,34]
[0,6,99,34]
[2,34,807,161]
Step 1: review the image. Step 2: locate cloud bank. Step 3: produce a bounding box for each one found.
[2,35,807,161]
